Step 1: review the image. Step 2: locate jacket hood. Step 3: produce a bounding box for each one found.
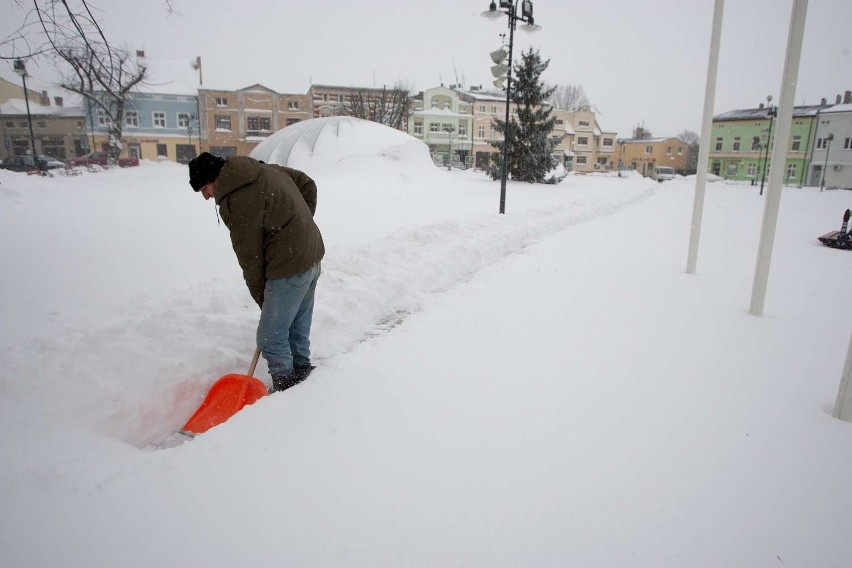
[214,156,263,204]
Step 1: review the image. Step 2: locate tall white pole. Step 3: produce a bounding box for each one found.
[749,0,809,316]
[686,0,725,274]
[833,331,852,422]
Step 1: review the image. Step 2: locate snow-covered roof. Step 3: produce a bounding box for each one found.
[714,104,829,121]
[821,103,852,114]
[0,98,84,117]
[459,89,505,102]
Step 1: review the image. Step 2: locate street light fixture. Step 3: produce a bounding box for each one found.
[482,0,540,214]
[820,132,834,192]
[13,58,39,171]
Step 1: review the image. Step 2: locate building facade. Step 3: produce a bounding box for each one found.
[551,106,617,173]
[198,84,311,158]
[615,133,690,177]
[810,97,852,189]
[0,96,86,161]
[409,86,474,167]
[708,103,826,185]
[85,92,202,163]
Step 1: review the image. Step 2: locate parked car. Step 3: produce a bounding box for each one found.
[68,151,139,168]
[653,165,676,182]
[0,154,64,172]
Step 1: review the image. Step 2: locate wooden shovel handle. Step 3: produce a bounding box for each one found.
[247,348,261,377]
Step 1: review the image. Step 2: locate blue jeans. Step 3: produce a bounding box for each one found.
[256,263,321,378]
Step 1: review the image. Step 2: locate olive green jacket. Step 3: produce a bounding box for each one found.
[214,156,325,306]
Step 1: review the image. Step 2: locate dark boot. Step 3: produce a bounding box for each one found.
[294,365,316,382]
[270,371,298,394]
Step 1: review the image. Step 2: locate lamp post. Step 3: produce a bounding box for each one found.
[443,124,455,170]
[820,132,833,192]
[13,59,39,170]
[759,97,777,196]
[482,0,541,214]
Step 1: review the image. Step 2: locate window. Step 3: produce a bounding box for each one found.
[177,113,192,128]
[414,122,423,135]
[786,163,796,179]
[603,138,613,147]
[37,121,46,128]
[431,100,438,108]
[577,137,589,146]
[97,109,112,126]
[845,137,852,150]
[286,118,300,126]
[153,112,166,128]
[791,135,801,151]
[678,147,683,155]
[732,138,740,152]
[752,136,760,151]
[490,128,495,139]
[156,144,167,157]
[215,115,231,130]
[578,120,590,128]
[478,126,485,138]
[490,106,497,113]
[645,145,652,155]
[215,97,227,107]
[479,105,486,113]
[726,163,737,176]
[288,101,299,110]
[125,111,139,127]
[667,146,673,155]
[458,124,467,136]
[247,116,271,131]
[576,156,587,164]
[747,163,757,177]
[715,137,723,151]
[42,136,66,160]
[429,123,439,133]
[4,121,11,128]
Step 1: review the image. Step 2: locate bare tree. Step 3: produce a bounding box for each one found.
[3,2,149,158]
[335,83,413,130]
[678,130,700,174]
[550,83,591,110]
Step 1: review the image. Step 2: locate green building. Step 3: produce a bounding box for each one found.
[708,103,828,186]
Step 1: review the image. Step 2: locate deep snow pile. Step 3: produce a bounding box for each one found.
[1,149,851,566]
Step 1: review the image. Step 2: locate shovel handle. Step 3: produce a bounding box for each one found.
[247,348,261,377]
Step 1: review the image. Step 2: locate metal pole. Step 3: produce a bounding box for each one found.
[749,0,809,317]
[20,73,38,164]
[686,0,725,274]
[820,135,832,191]
[759,110,775,195]
[832,331,852,422]
[498,4,516,215]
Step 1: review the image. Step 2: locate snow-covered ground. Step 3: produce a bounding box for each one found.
[1,143,851,566]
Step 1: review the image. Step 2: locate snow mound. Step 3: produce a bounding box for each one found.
[250,116,433,174]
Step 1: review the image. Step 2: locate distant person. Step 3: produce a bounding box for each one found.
[189,152,325,393]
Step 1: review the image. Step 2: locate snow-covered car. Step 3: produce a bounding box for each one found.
[0,154,64,172]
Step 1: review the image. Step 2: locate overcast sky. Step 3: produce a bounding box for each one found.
[3,0,851,138]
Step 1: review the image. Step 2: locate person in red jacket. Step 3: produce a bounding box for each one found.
[189,152,325,392]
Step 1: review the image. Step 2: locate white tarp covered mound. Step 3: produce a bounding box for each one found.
[250,116,433,174]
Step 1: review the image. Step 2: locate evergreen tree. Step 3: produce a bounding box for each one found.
[490,48,562,183]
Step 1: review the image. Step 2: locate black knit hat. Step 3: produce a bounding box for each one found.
[189,152,226,191]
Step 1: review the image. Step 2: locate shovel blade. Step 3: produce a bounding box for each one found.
[181,374,267,436]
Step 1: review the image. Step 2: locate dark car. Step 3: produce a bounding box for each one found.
[0,154,64,172]
[68,151,139,168]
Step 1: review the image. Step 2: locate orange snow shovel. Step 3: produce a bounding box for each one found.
[180,348,267,436]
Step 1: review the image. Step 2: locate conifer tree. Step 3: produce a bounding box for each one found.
[490,48,562,183]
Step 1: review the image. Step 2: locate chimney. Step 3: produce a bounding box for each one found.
[759,102,764,109]
[54,96,63,107]
[836,95,842,104]
[41,90,50,106]
[821,97,827,105]
[845,91,852,104]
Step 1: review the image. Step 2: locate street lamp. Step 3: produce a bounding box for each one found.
[820,133,834,192]
[443,124,455,170]
[482,0,541,214]
[759,96,776,196]
[13,58,39,171]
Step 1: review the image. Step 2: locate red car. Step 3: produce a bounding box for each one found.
[68,151,139,168]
